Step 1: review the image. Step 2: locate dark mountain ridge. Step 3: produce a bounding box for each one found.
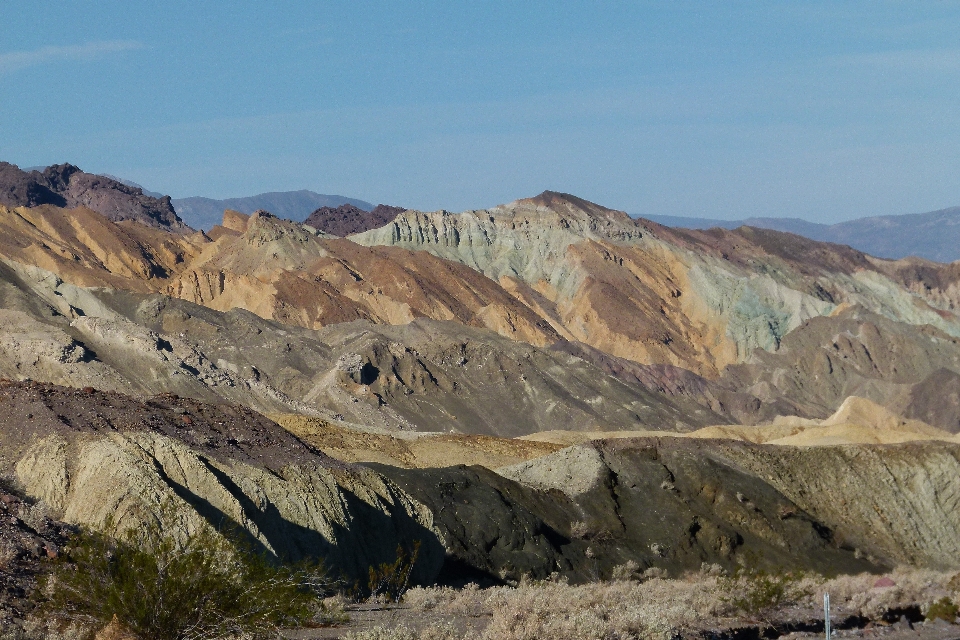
[0,162,187,231]
[304,203,407,236]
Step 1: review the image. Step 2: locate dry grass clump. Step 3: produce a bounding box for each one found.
[390,567,960,640]
[403,575,722,640]
[813,568,960,619]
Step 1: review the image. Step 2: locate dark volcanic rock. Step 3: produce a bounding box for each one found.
[0,481,73,627]
[0,379,336,474]
[304,203,406,236]
[374,437,882,585]
[0,162,188,232]
[0,162,66,208]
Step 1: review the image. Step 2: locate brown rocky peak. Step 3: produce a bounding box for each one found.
[0,161,189,232]
[514,190,633,224]
[221,209,251,233]
[304,202,406,236]
[249,208,277,224]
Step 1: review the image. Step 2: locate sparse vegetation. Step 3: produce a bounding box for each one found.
[926,596,958,622]
[366,541,421,604]
[717,566,810,616]
[381,567,960,640]
[38,521,341,640]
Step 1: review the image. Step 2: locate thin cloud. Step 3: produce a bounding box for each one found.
[0,40,144,74]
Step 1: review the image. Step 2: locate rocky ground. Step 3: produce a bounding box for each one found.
[0,483,73,631]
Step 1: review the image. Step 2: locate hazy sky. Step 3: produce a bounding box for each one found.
[1,2,958,222]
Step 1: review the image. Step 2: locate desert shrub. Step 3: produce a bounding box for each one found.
[926,597,959,622]
[367,541,420,603]
[342,625,418,640]
[815,569,956,619]
[479,577,718,640]
[39,521,339,640]
[717,567,810,616]
[610,560,640,581]
[403,582,487,618]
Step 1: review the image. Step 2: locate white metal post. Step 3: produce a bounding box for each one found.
[824,593,831,640]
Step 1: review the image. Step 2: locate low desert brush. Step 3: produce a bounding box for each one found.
[717,567,811,616]
[367,541,421,603]
[926,597,959,622]
[38,519,340,640]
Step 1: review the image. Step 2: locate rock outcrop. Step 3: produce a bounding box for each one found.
[0,380,444,583]
[0,163,188,231]
[0,259,721,435]
[492,436,960,572]
[304,203,406,236]
[353,191,960,377]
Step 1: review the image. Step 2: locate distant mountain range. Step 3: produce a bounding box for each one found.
[172,191,374,230]
[21,165,374,231]
[12,163,959,261]
[641,207,960,263]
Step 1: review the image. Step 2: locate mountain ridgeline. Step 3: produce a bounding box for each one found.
[643,205,960,262]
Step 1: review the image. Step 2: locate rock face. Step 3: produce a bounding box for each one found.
[352,191,960,378]
[0,259,722,436]
[719,306,960,424]
[0,163,188,231]
[0,380,444,583]
[169,210,560,347]
[490,437,960,572]
[4,379,960,589]
[304,203,406,236]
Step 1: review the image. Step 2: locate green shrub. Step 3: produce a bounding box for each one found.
[926,597,959,622]
[40,521,340,640]
[367,541,421,603]
[718,567,810,616]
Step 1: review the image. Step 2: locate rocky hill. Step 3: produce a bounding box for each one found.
[4,176,960,612]
[304,203,406,236]
[0,162,188,231]
[3,190,960,431]
[353,191,960,377]
[5,378,960,590]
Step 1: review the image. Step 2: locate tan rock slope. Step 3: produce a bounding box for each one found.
[0,259,718,436]
[0,204,204,291]
[4,193,960,432]
[168,209,559,346]
[521,396,956,447]
[0,379,444,582]
[353,191,960,377]
[272,413,564,468]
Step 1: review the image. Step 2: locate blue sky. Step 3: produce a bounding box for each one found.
[1,2,958,222]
